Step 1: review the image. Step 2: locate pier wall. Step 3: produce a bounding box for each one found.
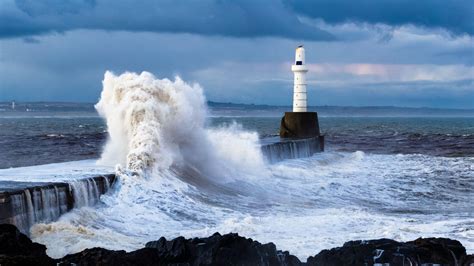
[261,136,324,163]
[0,174,115,234]
[1,138,323,234]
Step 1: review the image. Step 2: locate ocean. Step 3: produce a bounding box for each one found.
[1,94,473,259]
[2,103,473,169]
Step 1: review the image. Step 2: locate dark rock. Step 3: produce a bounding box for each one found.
[58,247,163,266]
[58,232,300,266]
[463,254,474,265]
[307,237,471,266]
[0,223,54,266]
[407,237,467,264]
[1,224,472,266]
[144,232,301,265]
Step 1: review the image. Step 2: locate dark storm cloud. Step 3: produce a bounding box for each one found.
[15,0,96,16]
[0,0,333,40]
[22,36,40,43]
[289,0,474,36]
[0,30,472,107]
[1,0,472,40]
[1,1,472,108]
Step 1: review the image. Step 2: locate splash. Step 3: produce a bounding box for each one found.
[95,71,206,174]
[95,71,265,178]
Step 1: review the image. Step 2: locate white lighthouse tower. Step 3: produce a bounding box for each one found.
[280,45,323,145]
[291,45,308,112]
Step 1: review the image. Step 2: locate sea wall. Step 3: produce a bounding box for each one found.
[260,136,324,163]
[0,138,322,234]
[0,174,115,234]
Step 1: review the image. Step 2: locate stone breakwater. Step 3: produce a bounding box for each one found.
[0,137,321,235]
[0,224,472,266]
[260,137,324,163]
[0,174,115,234]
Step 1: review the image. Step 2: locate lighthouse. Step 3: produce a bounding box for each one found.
[279,45,324,151]
[292,45,308,112]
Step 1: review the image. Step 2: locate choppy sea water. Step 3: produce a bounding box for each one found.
[0,102,473,260]
[2,114,474,169]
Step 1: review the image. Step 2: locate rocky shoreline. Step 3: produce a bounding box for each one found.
[1,224,472,265]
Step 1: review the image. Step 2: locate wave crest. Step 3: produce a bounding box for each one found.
[95,71,207,174]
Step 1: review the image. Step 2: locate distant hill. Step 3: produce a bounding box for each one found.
[1,101,473,117]
[207,101,474,117]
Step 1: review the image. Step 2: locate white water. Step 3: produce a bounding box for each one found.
[8,186,64,234]
[22,72,474,260]
[0,160,113,183]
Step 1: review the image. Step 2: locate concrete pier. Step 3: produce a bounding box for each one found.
[0,174,115,234]
[260,136,324,163]
[0,134,322,234]
[280,112,321,139]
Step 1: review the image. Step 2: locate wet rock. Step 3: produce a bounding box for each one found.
[463,254,474,265]
[144,232,301,265]
[58,232,301,265]
[307,237,471,266]
[58,247,163,266]
[0,224,54,265]
[1,224,472,266]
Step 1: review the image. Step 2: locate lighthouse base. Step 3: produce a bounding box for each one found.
[280,112,322,139]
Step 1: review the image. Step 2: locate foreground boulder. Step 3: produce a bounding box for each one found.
[0,224,54,265]
[143,233,301,265]
[307,237,472,266]
[59,232,301,265]
[1,224,472,265]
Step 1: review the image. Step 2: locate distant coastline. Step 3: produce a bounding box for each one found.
[207,101,474,117]
[1,101,474,117]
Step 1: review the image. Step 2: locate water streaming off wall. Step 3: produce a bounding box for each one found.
[261,137,324,163]
[0,137,321,235]
[0,175,115,234]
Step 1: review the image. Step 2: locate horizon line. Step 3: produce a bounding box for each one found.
[1,100,474,111]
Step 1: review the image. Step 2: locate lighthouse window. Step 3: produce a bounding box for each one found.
[296,61,302,65]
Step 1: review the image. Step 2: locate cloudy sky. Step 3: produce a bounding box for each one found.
[0,0,473,108]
